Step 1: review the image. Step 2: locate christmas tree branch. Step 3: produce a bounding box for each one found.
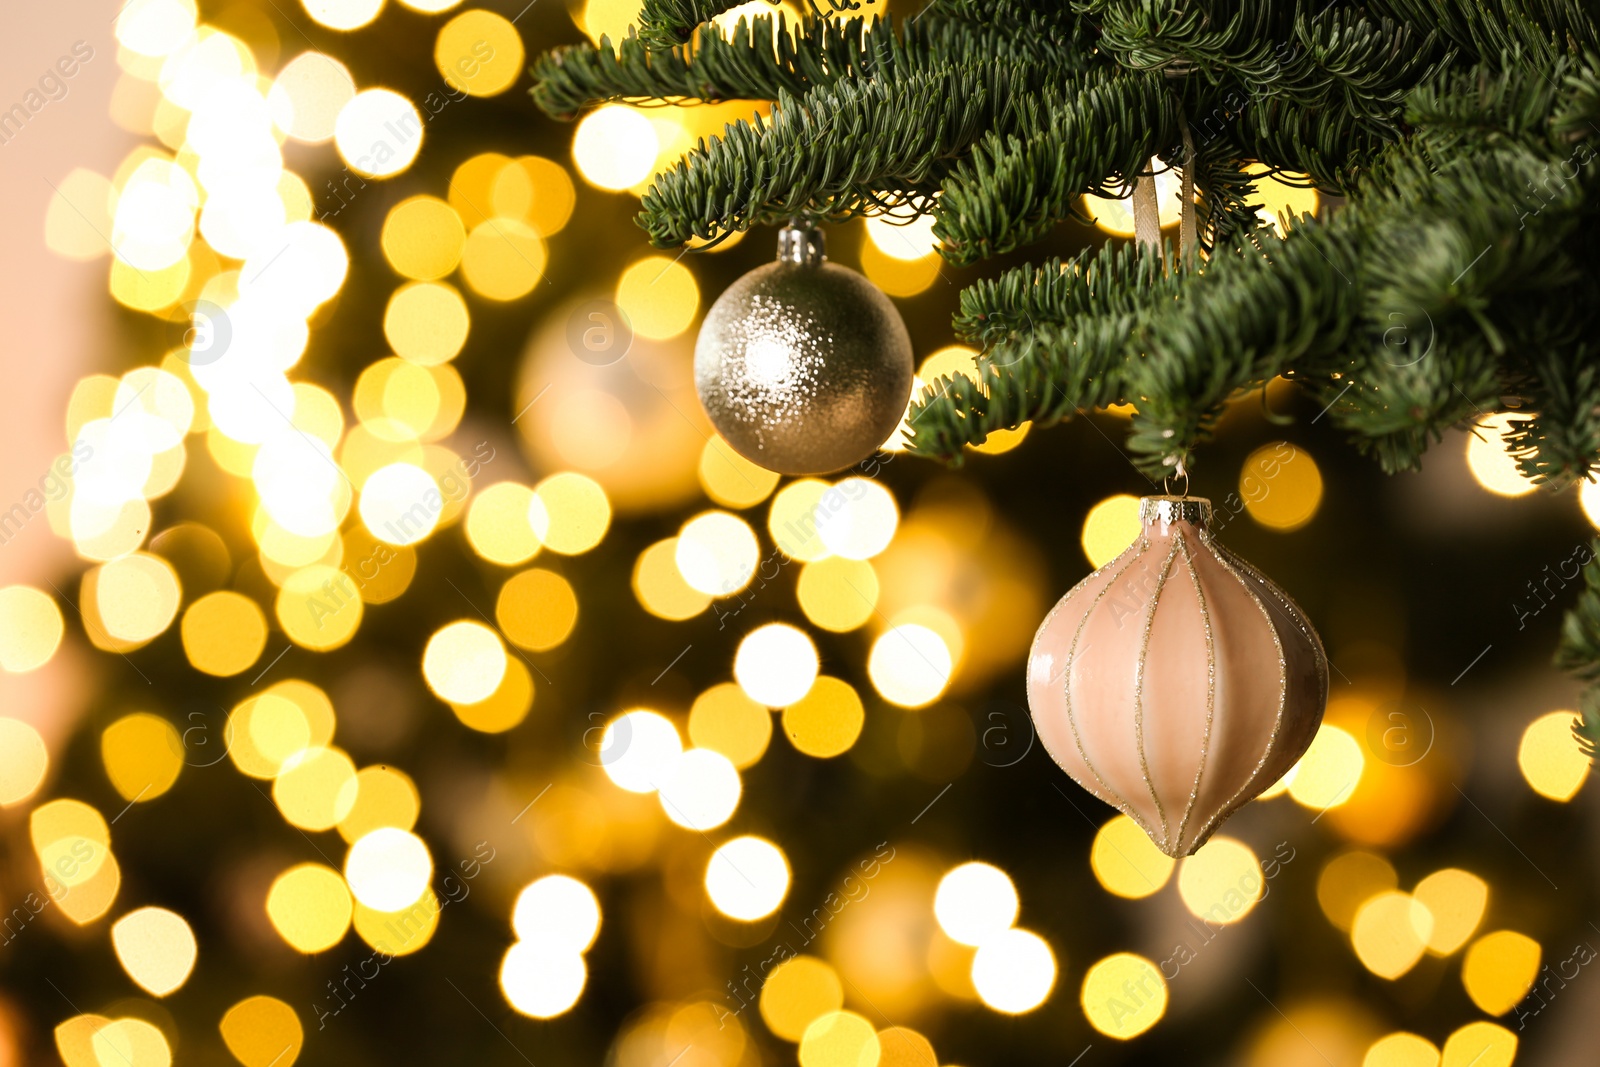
[1557,542,1600,756]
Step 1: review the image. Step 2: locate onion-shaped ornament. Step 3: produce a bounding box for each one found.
[1027,496,1328,857]
[693,223,914,475]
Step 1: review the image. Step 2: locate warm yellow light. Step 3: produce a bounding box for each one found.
[338,766,421,843]
[706,835,789,920]
[381,195,467,280]
[676,510,760,596]
[532,472,611,554]
[633,538,711,620]
[1464,413,1536,497]
[0,586,65,672]
[461,218,546,300]
[512,874,601,952]
[572,106,659,191]
[89,553,182,646]
[335,88,423,178]
[1244,165,1321,235]
[615,256,700,340]
[46,169,117,261]
[971,928,1057,1014]
[1316,850,1398,932]
[868,623,952,708]
[496,568,578,651]
[769,479,832,561]
[491,155,577,236]
[1461,930,1541,1015]
[345,827,433,911]
[1363,1032,1441,1067]
[798,1011,880,1067]
[384,280,471,365]
[657,748,742,830]
[599,709,681,793]
[239,221,349,316]
[268,51,355,143]
[180,591,268,676]
[276,563,363,650]
[422,620,508,705]
[58,1015,170,1067]
[1412,868,1488,955]
[1090,815,1176,899]
[699,435,780,509]
[0,718,48,806]
[465,481,541,565]
[781,676,865,759]
[111,906,196,996]
[272,746,359,831]
[266,862,353,953]
[361,462,441,545]
[865,213,939,261]
[688,683,772,770]
[1081,494,1141,568]
[302,0,385,31]
[1176,836,1263,925]
[1439,1022,1516,1067]
[100,713,182,803]
[861,239,943,298]
[1081,953,1167,1039]
[1351,890,1433,979]
[353,887,441,956]
[1241,441,1323,531]
[735,623,820,707]
[435,10,525,97]
[796,557,878,633]
[116,0,198,56]
[1287,724,1364,810]
[816,477,898,560]
[500,943,587,1018]
[219,995,304,1067]
[761,955,844,1042]
[935,862,1019,947]
[1517,710,1589,800]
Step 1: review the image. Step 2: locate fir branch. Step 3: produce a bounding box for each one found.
[530,14,1090,118]
[932,72,1182,264]
[636,58,1067,245]
[633,0,760,51]
[1557,542,1600,756]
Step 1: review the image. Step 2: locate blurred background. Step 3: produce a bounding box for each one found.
[0,2,1597,1066]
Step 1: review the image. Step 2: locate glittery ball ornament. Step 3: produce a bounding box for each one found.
[1027,497,1328,857]
[694,223,914,475]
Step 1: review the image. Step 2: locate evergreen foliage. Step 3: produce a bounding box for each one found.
[532,1,1600,746]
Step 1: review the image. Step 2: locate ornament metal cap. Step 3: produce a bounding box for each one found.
[777,221,826,265]
[1139,495,1212,527]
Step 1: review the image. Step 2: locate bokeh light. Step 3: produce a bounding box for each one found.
[1090,814,1176,899]
[735,623,820,707]
[676,510,760,596]
[1081,493,1142,569]
[1461,930,1540,1015]
[656,748,742,830]
[1351,890,1433,979]
[600,709,682,793]
[513,874,602,952]
[781,676,865,758]
[0,718,49,806]
[267,863,354,953]
[935,862,1020,947]
[110,906,197,996]
[422,621,508,705]
[1464,413,1535,497]
[335,89,423,178]
[1081,953,1168,1039]
[501,943,587,1018]
[1517,710,1588,800]
[345,827,433,911]
[868,623,952,708]
[706,836,789,920]
[616,256,700,340]
[689,683,772,769]
[1177,836,1262,925]
[435,10,525,97]
[1241,442,1323,531]
[573,106,659,190]
[0,586,65,672]
[971,928,1056,1014]
[761,955,844,1042]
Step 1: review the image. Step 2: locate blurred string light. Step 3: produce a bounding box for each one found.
[1176,836,1262,925]
[1286,723,1364,810]
[761,956,845,1042]
[101,713,183,802]
[502,875,601,1018]
[1240,441,1323,531]
[616,256,700,340]
[1090,814,1175,899]
[0,585,65,672]
[1081,494,1141,568]
[934,862,1019,946]
[1081,953,1168,1039]
[301,0,386,31]
[885,345,1030,454]
[0,718,49,806]
[971,928,1057,1014]
[705,836,790,920]
[736,623,820,706]
[344,827,432,911]
[782,676,866,758]
[689,683,772,768]
[1351,890,1433,979]
[1517,709,1589,800]
[110,906,198,996]
[1465,413,1536,497]
[1461,930,1541,1015]
[600,709,682,793]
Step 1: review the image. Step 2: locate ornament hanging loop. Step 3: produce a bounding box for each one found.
[1163,460,1189,499]
[777,219,826,265]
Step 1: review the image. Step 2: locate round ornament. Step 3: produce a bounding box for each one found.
[694,223,914,475]
[1027,496,1328,857]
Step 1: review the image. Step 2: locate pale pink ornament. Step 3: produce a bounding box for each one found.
[1027,496,1327,857]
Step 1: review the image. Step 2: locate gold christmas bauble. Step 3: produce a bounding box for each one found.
[694,224,913,475]
[1027,496,1329,857]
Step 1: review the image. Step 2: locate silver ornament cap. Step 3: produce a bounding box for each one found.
[694,222,915,475]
